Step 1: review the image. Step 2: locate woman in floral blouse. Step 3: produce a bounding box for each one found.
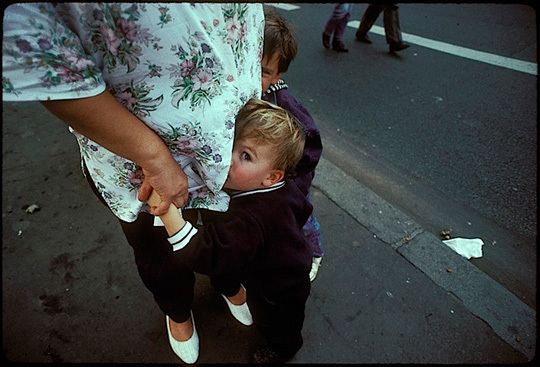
[3,3,264,364]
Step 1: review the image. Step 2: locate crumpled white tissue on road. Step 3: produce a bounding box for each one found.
[442,238,484,259]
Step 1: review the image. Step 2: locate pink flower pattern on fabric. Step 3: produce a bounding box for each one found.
[3,2,263,221]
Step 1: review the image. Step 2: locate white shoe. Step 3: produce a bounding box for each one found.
[309,257,322,282]
[221,284,253,326]
[166,312,199,364]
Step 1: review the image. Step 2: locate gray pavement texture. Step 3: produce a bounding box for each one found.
[2,101,536,364]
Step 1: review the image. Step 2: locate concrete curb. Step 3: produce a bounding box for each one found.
[313,157,536,360]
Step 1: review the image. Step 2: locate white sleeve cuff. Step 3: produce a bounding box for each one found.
[167,221,198,252]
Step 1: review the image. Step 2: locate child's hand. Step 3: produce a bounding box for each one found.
[146,190,186,236]
[138,153,189,216]
[147,190,166,214]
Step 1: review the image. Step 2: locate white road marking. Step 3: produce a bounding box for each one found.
[268,3,300,11]
[347,21,537,76]
[267,4,536,76]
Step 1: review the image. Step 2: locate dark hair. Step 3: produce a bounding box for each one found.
[263,7,298,74]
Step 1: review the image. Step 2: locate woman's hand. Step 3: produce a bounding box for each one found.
[138,154,189,216]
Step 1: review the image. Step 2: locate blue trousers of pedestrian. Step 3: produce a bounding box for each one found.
[303,191,324,258]
[323,3,353,40]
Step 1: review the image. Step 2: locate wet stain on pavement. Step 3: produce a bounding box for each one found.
[39,294,64,315]
[49,253,75,284]
[39,293,79,316]
[344,308,363,322]
[49,329,70,343]
[81,243,105,261]
[323,314,335,329]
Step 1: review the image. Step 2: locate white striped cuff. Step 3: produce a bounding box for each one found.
[167,221,198,252]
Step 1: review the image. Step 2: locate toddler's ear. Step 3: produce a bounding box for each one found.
[263,169,284,187]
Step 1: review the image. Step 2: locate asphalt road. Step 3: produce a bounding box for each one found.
[269,3,537,309]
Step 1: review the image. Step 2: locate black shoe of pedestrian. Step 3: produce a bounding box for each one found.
[355,33,372,44]
[332,38,348,52]
[322,32,331,49]
[389,42,410,53]
[253,347,292,364]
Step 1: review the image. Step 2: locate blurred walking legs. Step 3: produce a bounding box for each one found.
[322,4,353,52]
[355,3,410,52]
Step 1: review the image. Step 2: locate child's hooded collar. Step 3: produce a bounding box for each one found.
[263,79,288,96]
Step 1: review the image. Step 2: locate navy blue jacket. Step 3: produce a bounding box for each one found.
[263,79,323,196]
[169,180,314,299]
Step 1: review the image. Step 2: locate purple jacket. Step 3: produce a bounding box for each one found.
[263,79,323,196]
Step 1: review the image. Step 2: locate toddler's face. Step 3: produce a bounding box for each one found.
[261,53,282,92]
[224,136,282,191]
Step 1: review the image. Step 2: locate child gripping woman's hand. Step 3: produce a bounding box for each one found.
[147,190,187,237]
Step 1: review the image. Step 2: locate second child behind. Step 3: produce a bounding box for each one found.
[261,7,325,281]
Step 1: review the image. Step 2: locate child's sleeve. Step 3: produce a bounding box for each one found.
[168,209,263,276]
[167,220,199,252]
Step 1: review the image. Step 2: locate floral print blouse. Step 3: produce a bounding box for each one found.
[3,3,264,222]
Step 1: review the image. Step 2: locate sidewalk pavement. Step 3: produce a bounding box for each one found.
[2,101,535,364]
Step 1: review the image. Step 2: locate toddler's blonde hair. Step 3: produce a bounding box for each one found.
[235,98,305,177]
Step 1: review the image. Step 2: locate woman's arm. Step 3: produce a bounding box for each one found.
[41,90,188,215]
